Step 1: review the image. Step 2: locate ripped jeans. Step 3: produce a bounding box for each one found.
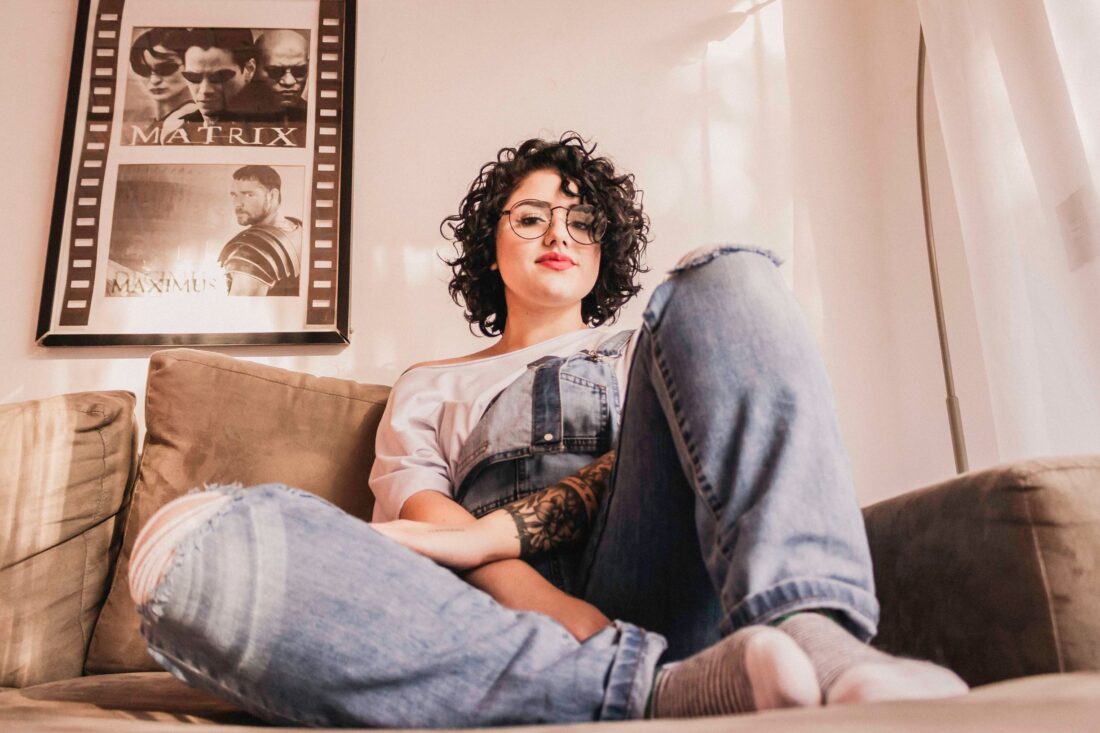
[131,247,878,728]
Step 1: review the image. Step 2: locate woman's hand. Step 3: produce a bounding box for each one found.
[371,511,518,570]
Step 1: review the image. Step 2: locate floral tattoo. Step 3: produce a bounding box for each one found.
[502,451,616,557]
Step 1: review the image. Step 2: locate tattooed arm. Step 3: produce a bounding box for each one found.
[502,449,615,557]
[371,451,616,569]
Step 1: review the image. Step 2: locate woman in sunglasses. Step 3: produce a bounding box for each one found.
[128,28,197,138]
[129,134,967,727]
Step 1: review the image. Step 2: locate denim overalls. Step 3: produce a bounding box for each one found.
[453,329,634,595]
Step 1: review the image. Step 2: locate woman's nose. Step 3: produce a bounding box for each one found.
[544,210,572,245]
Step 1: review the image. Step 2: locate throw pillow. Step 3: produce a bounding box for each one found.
[85,349,389,673]
[0,391,137,687]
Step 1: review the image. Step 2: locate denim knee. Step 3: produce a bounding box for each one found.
[669,244,783,275]
[643,245,786,334]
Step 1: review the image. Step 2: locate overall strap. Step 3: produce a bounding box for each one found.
[529,355,564,452]
[595,329,635,357]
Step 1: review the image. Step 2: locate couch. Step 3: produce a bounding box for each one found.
[3,348,1100,731]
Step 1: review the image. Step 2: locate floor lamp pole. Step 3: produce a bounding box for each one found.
[917,28,969,474]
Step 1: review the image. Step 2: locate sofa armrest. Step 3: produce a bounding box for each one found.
[0,391,137,687]
[863,455,1100,686]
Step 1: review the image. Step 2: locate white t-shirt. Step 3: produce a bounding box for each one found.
[368,328,638,521]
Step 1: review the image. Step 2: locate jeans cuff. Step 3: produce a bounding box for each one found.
[722,578,880,642]
[597,621,668,721]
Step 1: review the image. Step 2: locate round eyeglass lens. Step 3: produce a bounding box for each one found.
[566,205,605,244]
[508,201,552,239]
[507,201,605,244]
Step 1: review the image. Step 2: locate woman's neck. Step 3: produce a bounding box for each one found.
[155,93,190,121]
[492,307,587,355]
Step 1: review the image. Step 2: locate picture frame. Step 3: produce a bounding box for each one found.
[37,0,355,346]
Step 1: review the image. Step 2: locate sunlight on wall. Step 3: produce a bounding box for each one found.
[3,0,971,504]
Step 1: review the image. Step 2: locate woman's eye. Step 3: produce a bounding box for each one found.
[519,215,546,226]
[571,221,591,231]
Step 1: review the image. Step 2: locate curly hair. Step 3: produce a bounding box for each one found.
[441,133,649,337]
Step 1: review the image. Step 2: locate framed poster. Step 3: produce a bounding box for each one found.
[37,0,355,346]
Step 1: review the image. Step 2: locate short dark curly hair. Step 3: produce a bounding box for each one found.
[441,133,649,337]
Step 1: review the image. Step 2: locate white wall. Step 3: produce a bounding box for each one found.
[0,0,989,504]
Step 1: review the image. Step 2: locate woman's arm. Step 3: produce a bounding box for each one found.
[375,451,615,567]
[394,487,611,641]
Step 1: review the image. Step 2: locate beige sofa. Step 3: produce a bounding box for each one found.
[3,348,1100,731]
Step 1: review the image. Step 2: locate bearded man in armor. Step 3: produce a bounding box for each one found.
[219,165,302,296]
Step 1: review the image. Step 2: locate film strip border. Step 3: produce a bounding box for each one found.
[59,0,124,327]
[305,0,347,327]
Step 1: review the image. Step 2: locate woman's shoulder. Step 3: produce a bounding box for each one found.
[403,344,502,372]
[400,327,631,376]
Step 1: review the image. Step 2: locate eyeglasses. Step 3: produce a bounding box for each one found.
[137,60,181,78]
[264,65,309,82]
[181,68,238,85]
[501,200,606,245]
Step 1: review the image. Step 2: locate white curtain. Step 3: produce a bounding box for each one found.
[918,0,1100,460]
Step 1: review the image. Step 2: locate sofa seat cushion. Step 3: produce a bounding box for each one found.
[3,672,1100,731]
[85,349,391,675]
[0,392,136,688]
[0,671,258,725]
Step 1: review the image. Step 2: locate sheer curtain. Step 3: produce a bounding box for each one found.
[918,0,1100,460]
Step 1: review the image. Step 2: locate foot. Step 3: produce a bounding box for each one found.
[779,612,968,705]
[827,659,969,705]
[649,625,821,718]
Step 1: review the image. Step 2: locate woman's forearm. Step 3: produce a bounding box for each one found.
[395,490,610,640]
[383,451,617,568]
[496,450,615,557]
[463,558,610,640]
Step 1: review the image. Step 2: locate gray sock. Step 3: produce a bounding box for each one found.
[778,612,885,692]
[648,625,820,718]
[778,612,968,703]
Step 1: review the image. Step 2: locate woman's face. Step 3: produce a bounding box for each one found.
[494,169,602,325]
[142,45,190,106]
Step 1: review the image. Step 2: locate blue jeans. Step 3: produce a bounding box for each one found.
[137,247,878,727]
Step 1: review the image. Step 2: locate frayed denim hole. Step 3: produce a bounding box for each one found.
[239,482,338,513]
[142,491,243,623]
[667,245,783,276]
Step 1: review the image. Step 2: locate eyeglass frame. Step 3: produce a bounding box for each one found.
[499,199,607,245]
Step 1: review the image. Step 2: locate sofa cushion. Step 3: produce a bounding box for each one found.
[0,671,258,725]
[864,455,1100,686]
[4,671,1100,731]
[0,392,137,687]
[85,349,390,674]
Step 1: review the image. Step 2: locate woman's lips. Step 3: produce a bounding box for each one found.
[540,261,574,271]
[534,254,576,270]
[537,256,575,271]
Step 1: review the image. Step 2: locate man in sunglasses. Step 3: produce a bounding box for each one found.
[178,28,259,127]
[252,30,310,124]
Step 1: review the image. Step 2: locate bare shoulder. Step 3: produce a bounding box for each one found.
[405,343,503,372]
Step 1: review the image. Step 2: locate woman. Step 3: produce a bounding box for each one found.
[128,134,966,728]
[129,28,197,139]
